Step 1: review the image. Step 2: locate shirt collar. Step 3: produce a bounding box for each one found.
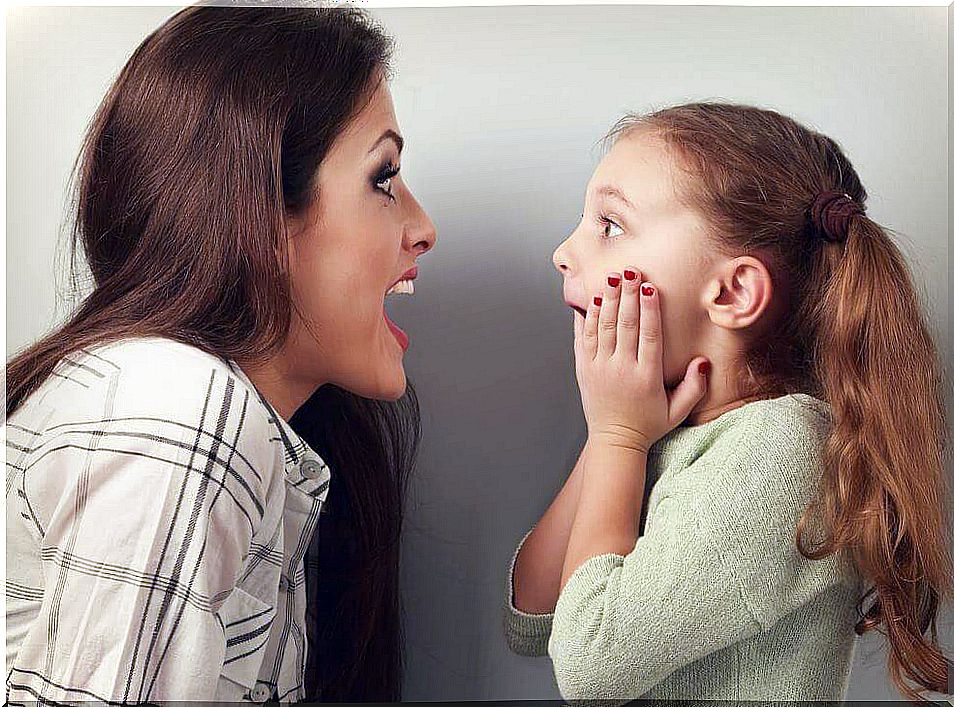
[224,359,331,504]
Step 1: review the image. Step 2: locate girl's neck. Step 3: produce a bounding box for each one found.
[682,361,779,426]
[684,393,775,426]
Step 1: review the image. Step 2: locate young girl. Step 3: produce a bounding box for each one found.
[6,6,433,703]
[504,102,952,703]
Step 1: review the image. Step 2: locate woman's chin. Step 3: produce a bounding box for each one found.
[340,367,406,401]
[376,370,407,401]
[367,355,407,402]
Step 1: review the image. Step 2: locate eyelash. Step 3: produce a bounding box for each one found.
[581,212,624,239]
[374,161,400,203]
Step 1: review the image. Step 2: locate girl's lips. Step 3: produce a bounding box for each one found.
[384,307,409,351]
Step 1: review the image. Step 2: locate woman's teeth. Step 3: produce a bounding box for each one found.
[386,279,415,296]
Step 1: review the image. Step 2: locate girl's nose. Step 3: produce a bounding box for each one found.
[552,241,571,275]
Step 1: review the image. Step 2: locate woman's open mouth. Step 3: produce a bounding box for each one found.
[384,307,409,351]
[384,268,417,352]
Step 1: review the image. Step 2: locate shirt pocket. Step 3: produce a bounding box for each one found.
[216,585,276,691]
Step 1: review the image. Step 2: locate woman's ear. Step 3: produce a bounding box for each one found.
[704,255,773,331]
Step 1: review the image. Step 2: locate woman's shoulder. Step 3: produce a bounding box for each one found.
[8,336,286,519]
[80,334,233,381]
[12,335,276,456]
[66,335,249,399]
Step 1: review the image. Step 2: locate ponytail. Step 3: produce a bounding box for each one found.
[799,213,953,701]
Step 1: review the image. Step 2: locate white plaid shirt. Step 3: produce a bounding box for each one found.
[5,336,331,703]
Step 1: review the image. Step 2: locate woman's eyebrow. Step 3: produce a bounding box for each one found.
[367,129,404,155]
[595,184,636,211]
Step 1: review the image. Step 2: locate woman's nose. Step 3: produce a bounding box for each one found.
[405,195,437,256]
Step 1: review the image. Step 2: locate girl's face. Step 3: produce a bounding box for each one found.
[553,131,716,388]
[286,79,437,401]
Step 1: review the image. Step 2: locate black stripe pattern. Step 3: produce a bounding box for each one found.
[5,336,331,704]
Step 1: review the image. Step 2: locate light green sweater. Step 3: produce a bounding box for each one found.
[503,393,864,704]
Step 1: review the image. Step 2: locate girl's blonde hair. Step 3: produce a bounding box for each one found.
[604,102,952,702]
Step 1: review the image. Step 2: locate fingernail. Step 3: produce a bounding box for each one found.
[699,361,711,376]
[623,269,638,281]
[607,274,621,288]
[641,284,655,297]
[593,296,603,306]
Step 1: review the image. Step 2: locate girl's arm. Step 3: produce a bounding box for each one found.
[513,440,589,614]
[559,438,646,592]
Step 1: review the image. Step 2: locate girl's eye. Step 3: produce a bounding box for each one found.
[598,214,624,239]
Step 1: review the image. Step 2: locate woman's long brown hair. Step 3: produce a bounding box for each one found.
[604,103,952,702]
[6,5,416,700]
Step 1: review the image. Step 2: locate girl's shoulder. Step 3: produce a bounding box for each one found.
[649,392,836,531]
[650,392,832,478]
[704,392,833,493]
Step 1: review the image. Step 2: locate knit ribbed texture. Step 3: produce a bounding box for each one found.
[502,393,864,705]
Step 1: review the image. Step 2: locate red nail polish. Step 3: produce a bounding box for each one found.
[593,296,602,306]
[607,274,621,287]
[623,269,638,281]
[641,284,655,297]
[699,361,711,376]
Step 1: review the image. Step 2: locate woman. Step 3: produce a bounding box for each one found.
[6,5,434,703]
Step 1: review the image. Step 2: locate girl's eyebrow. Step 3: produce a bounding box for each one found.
[594,184,636,211]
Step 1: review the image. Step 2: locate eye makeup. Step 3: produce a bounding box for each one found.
[373,159,400,202]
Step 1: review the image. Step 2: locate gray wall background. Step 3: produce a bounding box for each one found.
[6,4,951,701]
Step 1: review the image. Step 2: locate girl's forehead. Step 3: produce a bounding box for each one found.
[591,136,681,212]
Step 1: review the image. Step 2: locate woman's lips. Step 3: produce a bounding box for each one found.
[384,307,409,351]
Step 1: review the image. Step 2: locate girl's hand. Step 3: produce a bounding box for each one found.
[573,268,710,454]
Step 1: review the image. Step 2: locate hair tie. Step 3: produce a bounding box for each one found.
[808,190,864,243]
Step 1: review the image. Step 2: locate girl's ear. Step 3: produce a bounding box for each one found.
[704,255,773,331]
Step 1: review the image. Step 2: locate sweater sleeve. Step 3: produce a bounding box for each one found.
[547,500,762,703]
[548,401,850,704]
[502,525,554,656]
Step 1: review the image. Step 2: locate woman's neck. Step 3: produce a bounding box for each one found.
[234,351,323,423]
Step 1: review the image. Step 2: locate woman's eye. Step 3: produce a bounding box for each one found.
[599,215,624,239]
[374,163,400,202]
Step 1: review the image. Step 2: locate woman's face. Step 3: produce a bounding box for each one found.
[286,79,437,401]
[552,130,716,388]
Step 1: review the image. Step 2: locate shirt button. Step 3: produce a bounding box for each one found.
[300,458,323,479]
[250,683,271,703]
[278,575,289,592]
